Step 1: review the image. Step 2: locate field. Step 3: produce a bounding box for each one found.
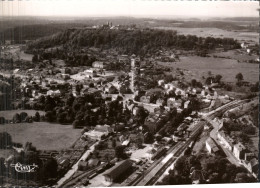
[155,27,259,43]
[211,49,258,62]
[0,110,45,120]
[159,55,259,83]
[0,122,82,150]
[1,45,33,61]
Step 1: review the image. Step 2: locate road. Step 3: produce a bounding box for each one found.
[56,142,98,188]
[202,99,250,166]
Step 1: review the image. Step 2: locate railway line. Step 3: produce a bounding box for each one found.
[131,99,252,186]
[61,162,108,187]
[136,122,204,186]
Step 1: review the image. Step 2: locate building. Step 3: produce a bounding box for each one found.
[217,130,234,151]
[144,112,167,134]
[84,125,112,140]
[92,61,106,69]
[245,153,255,161]
[233,142,246,161]
[205,137,219,154]
[95,124,113,133]
[104,159,132,182]
[84,69,97,77]
[140,96,150,103]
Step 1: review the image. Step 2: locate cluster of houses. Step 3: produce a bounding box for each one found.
[205,129,258,177]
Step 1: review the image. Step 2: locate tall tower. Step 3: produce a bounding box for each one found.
[130,58,135,92]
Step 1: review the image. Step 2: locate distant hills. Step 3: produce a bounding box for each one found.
[0,16,257,43]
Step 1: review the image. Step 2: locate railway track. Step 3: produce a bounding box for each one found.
[61,163,107,187]
[136,123,204,186]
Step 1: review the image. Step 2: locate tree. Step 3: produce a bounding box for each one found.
[32,54,39,63]
[0,117,5,124]
[235,73,244,82]
[20,112,28,122]
[0,132,12,149]
[34,112,41,122]
[45,111,55,122]
[13,113,21,123]
[115,145,127,159]
[215,74,222,83]
[191,79,197,87]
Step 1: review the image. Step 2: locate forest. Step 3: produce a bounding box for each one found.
[27,28,241,56]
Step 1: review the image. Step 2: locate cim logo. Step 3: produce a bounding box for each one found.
[10,162,38,173]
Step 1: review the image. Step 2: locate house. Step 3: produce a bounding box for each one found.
[233,142,246,160]
[184,100,190,109]
[144,113,166,134]
[84,125,112,140]
[140,96,150,103]
[217,130,234,151]
[92,61,107,69]
[95,124,113,133]
[164,83,175,90]
[158,80,165,86]
[84,69,97,78]
[46,90,61,96]
[104,159,132,182]
[205,137,219,154]
[88,158,100,167]
[78,160,89,171]
[201,90,205,97]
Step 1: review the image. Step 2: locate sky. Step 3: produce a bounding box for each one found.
[1,0,259,18]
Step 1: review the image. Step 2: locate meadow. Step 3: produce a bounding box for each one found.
[0,122,82,150]
[159,55,259,83]
[155,26,259,43]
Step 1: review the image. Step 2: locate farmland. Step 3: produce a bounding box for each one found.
[0,122,82,150]
[155,26,259,43]
[159,55,259,83]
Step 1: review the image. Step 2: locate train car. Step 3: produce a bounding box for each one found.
[88,172,97,179]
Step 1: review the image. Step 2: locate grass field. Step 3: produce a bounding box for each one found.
[0,122,82,150]
[211,49,258,62]
[155,26,259,43]
[0,110,45,120]
[159,55,259,83]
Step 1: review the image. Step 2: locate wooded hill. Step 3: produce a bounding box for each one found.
[27,28,241,56]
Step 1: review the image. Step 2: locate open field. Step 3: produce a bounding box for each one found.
[155,27,259,43]
[211,49,258,62]
[0,110,45,120]
[159,55,259,83]
[1,45,33,61]
[0,122,82,150]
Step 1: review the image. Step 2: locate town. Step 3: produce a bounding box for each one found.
[0,3,259,187]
